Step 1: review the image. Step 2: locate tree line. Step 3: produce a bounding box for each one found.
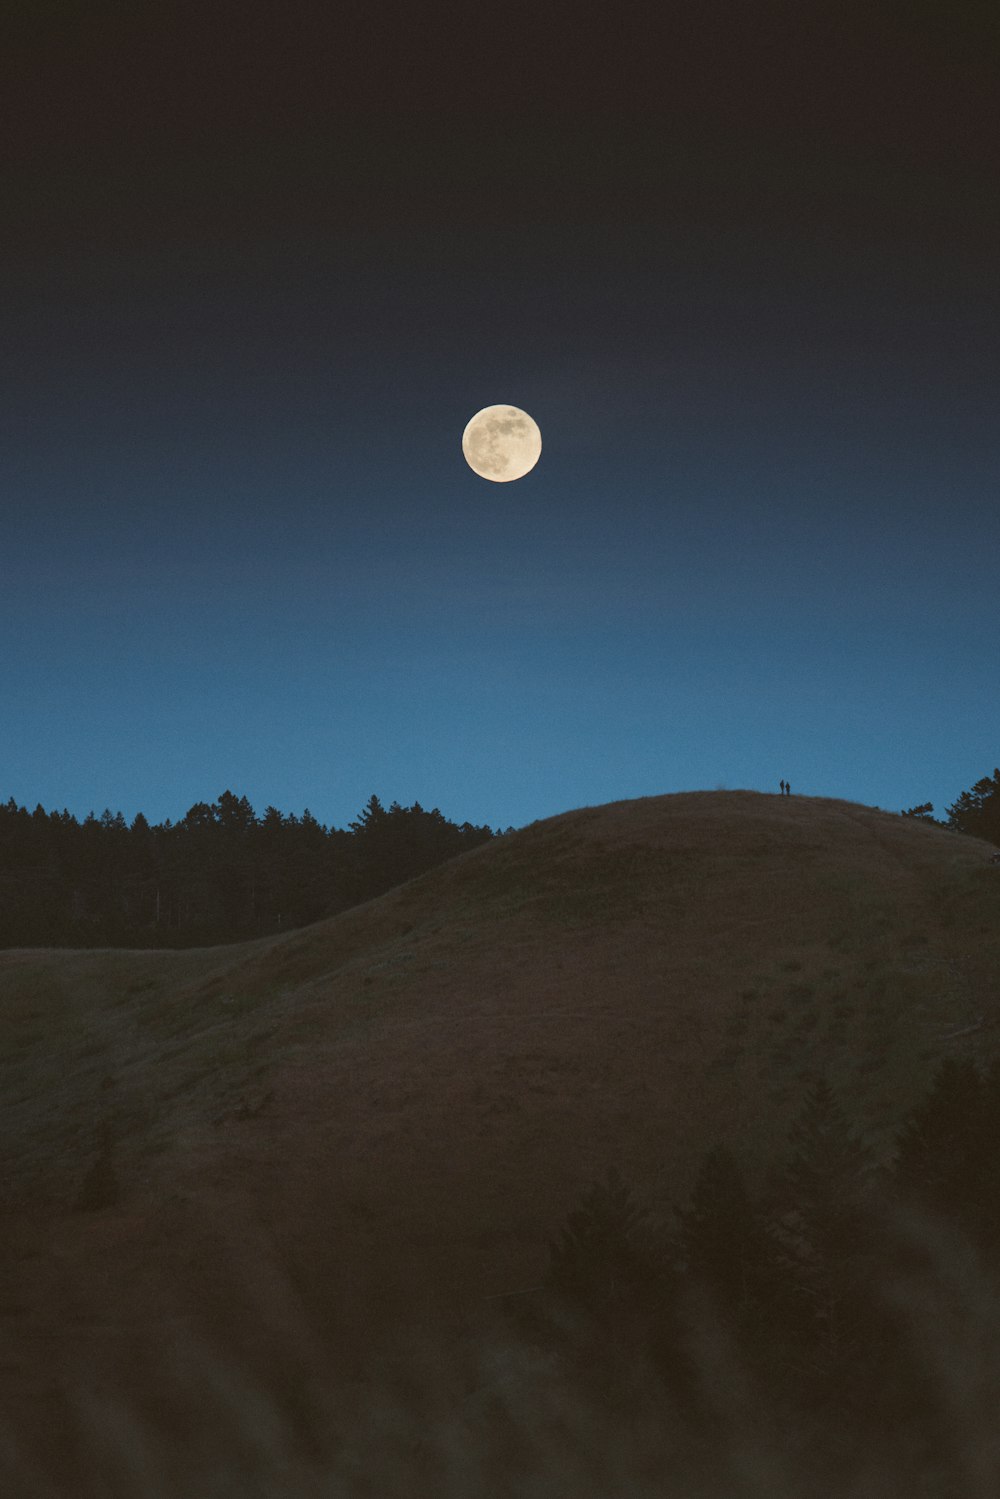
[526,1053,1000,1487]
[1,764,995,951]
[901,763,1000,845]
[0,790,502,949]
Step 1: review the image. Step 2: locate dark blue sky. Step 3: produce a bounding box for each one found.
[3,1,997,832]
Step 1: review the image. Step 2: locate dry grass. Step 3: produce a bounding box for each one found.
[2,790,999,1492]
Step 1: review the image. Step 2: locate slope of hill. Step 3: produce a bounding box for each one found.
[3,790,1000,1488]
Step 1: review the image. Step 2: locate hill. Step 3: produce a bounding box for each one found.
[4,790,1000,1489]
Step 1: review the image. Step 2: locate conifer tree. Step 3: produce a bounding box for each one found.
[766,1076,884,1409]
[673,1144,778,1324]
[892,1057,990,1249]
[946,767,1000,845]
[672,1142,789,1401]
[542,1167,682,1409]
[546,1166,659,1312]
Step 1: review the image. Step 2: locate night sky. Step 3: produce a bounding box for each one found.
[3,1,997,833]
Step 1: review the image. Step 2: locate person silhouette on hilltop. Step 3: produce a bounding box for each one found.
[785,780,792,796]
[779,779,786,795]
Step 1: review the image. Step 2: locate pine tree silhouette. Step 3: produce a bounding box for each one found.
[892,1057,995,1255]
[765,1076,883,1411]
[946,767,1000,844]
[546,1166,659,1311]
[674,1144,778,1321]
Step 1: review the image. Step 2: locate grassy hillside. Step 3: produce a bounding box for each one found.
[3,790,1000,1492]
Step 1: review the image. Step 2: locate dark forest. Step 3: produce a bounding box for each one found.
[0,790,502,948]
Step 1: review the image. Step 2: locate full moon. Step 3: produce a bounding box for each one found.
[462,404,542,482]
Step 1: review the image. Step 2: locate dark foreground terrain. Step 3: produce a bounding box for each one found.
[3,791,1000,1494]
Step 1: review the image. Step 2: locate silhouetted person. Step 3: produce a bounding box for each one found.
[779,779,786,795]
[785,780,792,796]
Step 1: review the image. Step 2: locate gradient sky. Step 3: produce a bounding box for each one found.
[3,1,997,833]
